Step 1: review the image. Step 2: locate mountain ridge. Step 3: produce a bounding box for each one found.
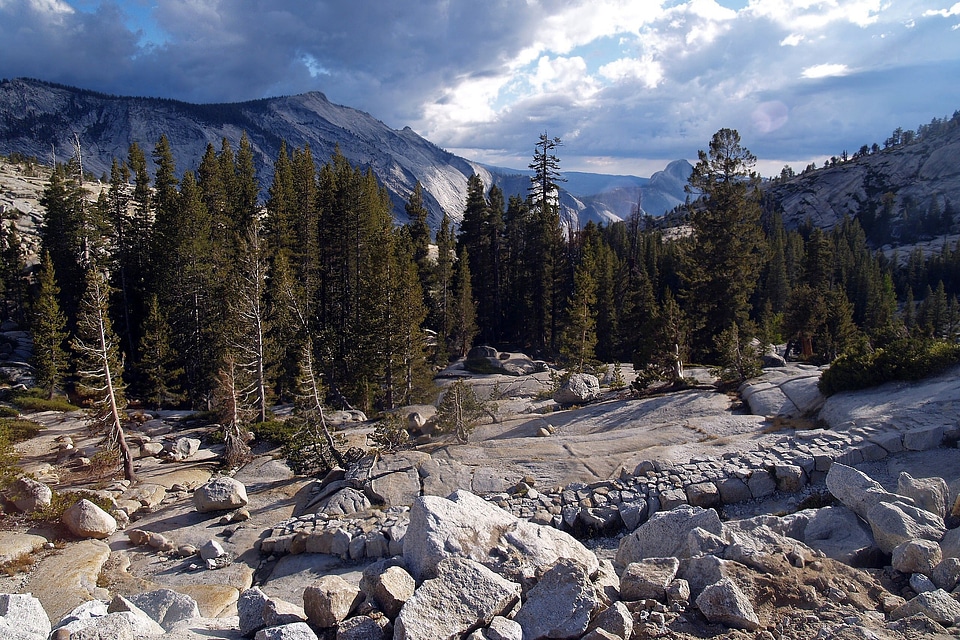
[0,77,688,231]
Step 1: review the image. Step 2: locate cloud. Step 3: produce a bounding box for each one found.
[1,0,959,178]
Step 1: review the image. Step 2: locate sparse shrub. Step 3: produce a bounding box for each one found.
[1,551,37,576]
[10,389,79,413]
[31,489,115,525]
[368,413,412,453]
[250,419,295,446]
[87,448,121,481]
[609,362,626,390]
[435,379,487,443]
[0,405,21,418]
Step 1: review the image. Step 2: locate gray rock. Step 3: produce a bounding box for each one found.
[620,557,680,601]
[141,442,164,457]
[680,527,727,559]
[931,558,960,591]
[666,579,691,604]
[773,464,806,492]
[553,373,601,405]
[680,555,729,599]
[716,477,752,505]
[193,476,248,512]
[254,622,318,640]
[615,505,722,569]
[486,615,523,640]
[892,539,943,576]
[695,577,760,631]
[404,490,598,586]
[903,426,944,451]
[897,472,949,518]
[747,470,776,498]
[826,463,903,520]
[360,564,415,619]
[866,500,946,554]
[199,539,226,561]
[317,487,371,516]
[910,573,937,594]
[9,477,52,513]
[0,593,51,640]
[942,526,960,559]
[685,482,720,508]
[395,557,521,640]
[659,488,687,510]
[304,575,361,629]
[170,437,201,460]
[890,589,960,625]
[368,468,422,507]
[335,615,391,640]
[802,505,875,564]
[128,589,201,631]
[619,499,648,531]
[238,587,270,637]
[62,498,117,539]
[263,598,307,627]
[513,559,602,640]
[588,601,633,640]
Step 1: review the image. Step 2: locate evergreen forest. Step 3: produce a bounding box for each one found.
[4,125,960,478]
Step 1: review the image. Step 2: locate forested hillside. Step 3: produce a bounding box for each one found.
[1,120,959,480]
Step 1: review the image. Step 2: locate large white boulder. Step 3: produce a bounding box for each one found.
[193,476,248,512]
[615,505,722,569]
[0,593,51,640]
[513,559,603,640]
[62,498,118,539]
[403,489,599,585]
[554,373,601,405]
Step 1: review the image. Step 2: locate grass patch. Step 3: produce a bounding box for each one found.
[1,552,37,577]
[10,389,79,413]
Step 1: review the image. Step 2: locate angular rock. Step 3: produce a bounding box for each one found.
[931,557,960,591]
[942,526,960,559]
[303,575,362,629]
[10,477,52,513]
[903,426,944,451]
[695,578,760,631]
[359,563,415,619]
[513,559,602,640]
[588,601,633,640]
[802,505,875,564]
[368,468,422,507]
[910,573,936,594]
[395,557,521,640]
[194,476,248,512]
[892,539,943,576]
[615,505,722,569]
[620,557,680,601]
[62,498,117,539]
[238,587,270,637]
[826,463,900,520]
[618,499,648,531]
[254,622,318,640]
[747,470,776,498]
[716,478,752,505]
[685,482,720,508]
[680,526,727,559]
[128,589,201,631]
[890,589,960,625]
[335,614,391,640]
[199,539,226,561]
[897,472,949,518]
[553,373,601,405]
[317,488,371,516]
[773,464,806,492]
[404,490,598,586]
[263,598,307,627]
[0,593,51,640]
[866,500,945,554]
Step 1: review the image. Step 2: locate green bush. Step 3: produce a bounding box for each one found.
[31,490,116,525]
[819,337,960,396]
[10,390,79,413]
[250,419,296,446]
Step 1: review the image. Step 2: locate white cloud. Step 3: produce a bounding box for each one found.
[599,56,664,88]
[780,33,805,46]
[924,2,960,17]
[801,63,851,78]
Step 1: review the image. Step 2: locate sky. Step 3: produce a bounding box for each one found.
[2,0,960,178]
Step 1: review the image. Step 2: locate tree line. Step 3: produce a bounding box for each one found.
[3,127,960,478]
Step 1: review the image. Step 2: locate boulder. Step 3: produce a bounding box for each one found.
[253,622,318,640]
[9,477,52,513]
[359,563,415,619]
[335,615,391,640]
[620,557,680,601]
[128,589,201,631]
[931,558,960,591]
[302,575,362,629]
[169,437,202,460]
[394,557,521,640]
[897,472,949,518]
[553,373,601,405]
[263,598,307,627]
[0,593,51,640]
[587,601,633,640]
[892,539,943,576]
[865,500,946,554]
[826,463,900,520]
[615,505,722,569]
[199,539,226,561]
[513,559,603,640]
[194,476,248,512]
[403,490,598,586]
[695,577,760,631]
[62,498,117,539]
[942,526,960,559]
[890,589,960,625]
[685,482,720,508]
[802,505,876,564]
[486,615,523,640]
[238,587,270,637]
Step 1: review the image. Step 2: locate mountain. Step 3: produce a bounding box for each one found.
[765,116,960,243]
[0,77,687,231]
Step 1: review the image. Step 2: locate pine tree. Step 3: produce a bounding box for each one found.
[559,255,598,372]
[39,161,87,321]
[450,247,478,358]
[405,181,433,302]
[435,379,485,443]
[72,268,136,481]
[1,222,28,325]
[683,129,765,361]
[136,295,182,410]
[31,253,68,400]
[432,212,456,362]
